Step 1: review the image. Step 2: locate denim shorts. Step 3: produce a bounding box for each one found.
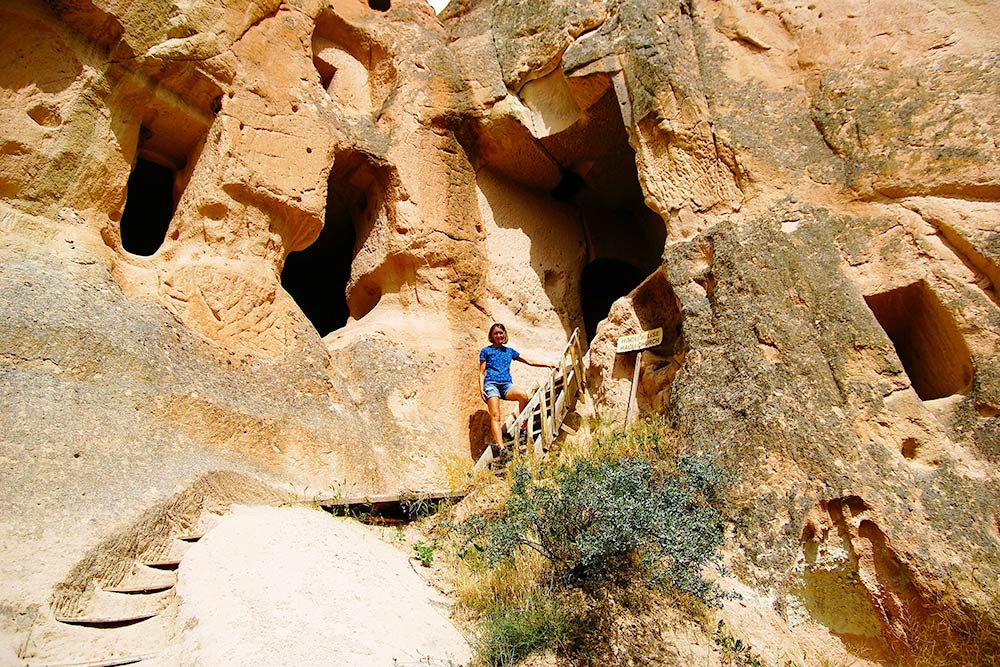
[483,381,514,400]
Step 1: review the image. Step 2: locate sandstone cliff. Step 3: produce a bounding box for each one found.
[1,0,998,664]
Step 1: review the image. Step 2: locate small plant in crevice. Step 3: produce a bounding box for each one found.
[715,620,766,667]
[413,540,436,567]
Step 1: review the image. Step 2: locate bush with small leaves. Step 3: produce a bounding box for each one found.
[463,453,729,605]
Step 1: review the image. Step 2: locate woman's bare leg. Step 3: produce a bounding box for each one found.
[486,396,504,450]
[505,386,530,416]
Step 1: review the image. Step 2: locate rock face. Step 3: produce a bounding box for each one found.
[1,0,999,664]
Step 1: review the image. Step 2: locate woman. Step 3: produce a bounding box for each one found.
[479,322,556,455]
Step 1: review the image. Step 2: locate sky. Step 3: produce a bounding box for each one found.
[427,0,449,12]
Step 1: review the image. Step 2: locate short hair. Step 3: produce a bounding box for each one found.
[488,322,508,344]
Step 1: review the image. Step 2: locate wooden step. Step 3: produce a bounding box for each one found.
[473,446,495,472]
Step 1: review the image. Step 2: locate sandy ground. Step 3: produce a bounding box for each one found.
[167,505,472,666]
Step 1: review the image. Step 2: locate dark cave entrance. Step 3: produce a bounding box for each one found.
[581,258,645,341]
[118,109,208,257]
[541,87,666,342]
[120,156,175,256]
[282,154,389,337]
[281,208,356,337]
[460,66,669,345]
[864,281,973,400]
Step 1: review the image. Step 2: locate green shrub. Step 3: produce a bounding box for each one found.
[413,540,435,567]
[462,452,729,605]
[474,595,569,667]
[714,620,766,667]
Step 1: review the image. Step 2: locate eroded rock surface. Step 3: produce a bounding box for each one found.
[2,0,999,664]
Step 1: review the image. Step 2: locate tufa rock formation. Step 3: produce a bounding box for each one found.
[0,0,998,663]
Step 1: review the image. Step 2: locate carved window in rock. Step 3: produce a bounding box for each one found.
[864,280,974,400]
[118,91,210,257]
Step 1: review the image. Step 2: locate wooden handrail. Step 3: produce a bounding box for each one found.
[505,328,584,452]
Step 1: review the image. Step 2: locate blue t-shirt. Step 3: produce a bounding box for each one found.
[480,345,520,383]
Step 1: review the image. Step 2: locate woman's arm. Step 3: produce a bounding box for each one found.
[515,354,557,369]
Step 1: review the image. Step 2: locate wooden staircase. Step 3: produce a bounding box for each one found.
[476,328,586,470]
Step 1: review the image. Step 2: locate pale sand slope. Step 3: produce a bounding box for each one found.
[170,505,471,666]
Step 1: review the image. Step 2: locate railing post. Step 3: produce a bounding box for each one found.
[538,378,552,449]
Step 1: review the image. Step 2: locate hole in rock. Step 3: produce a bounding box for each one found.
[117,102,206,256]
[321,491,462,525]
[900,437,918,459]
[581,258,645,341]
[281,204,356,337]
[551,169,585,202]
[283,154,391,335]
[978,403,1000,418]
[465,72,666,342]
[552,90,665,342]
[120,156,175,256]
[864,281,973,401]
[368,0,390,10]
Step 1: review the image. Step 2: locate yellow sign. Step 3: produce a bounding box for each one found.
[615,327,663,353]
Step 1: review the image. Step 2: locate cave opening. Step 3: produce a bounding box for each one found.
[539,87,666,342]
[864,281,973,400]
[120,155,175,256]
[580,258,645,341]
[283,154,390,336]
[465,68,667,344]
[282,182,359,338]
[281,209,356,338]
[312,9,396,120]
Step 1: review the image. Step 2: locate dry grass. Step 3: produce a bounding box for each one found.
[435,413,730,666]
[455,549,552,614]
[527,413,683,476]
[903,602,1000,667]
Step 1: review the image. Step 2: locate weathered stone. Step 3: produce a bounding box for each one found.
[3,0,1000,663]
